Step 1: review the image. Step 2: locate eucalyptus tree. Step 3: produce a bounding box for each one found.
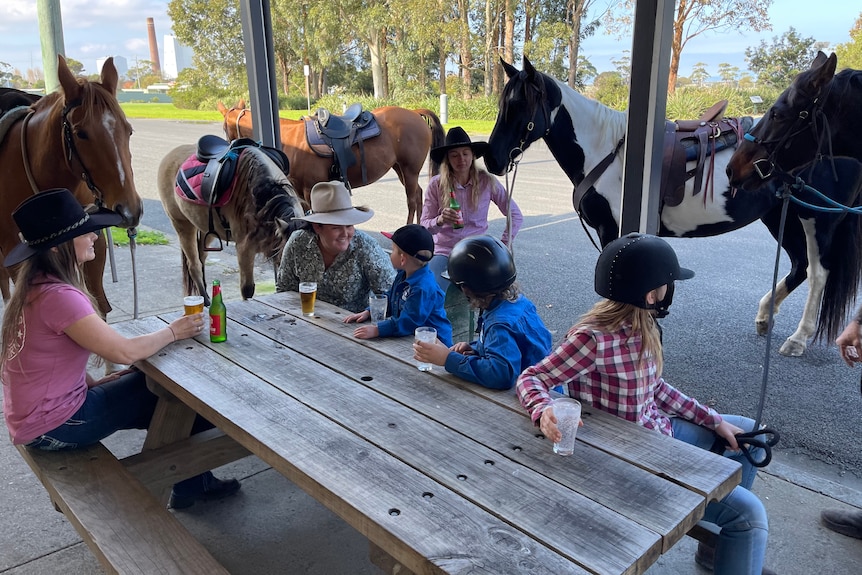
[835,13,862,70]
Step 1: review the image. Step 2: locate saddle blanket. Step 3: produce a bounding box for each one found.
[175,153,236,207]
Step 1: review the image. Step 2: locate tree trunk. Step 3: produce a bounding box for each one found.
[459,0,472,98]
[368,28,386,99]
[484,0,493,96]
[504,0,515,64]
[667,0,687,94]
[439,43,447,94]
[567,0,585,88]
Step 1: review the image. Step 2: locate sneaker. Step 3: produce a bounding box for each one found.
[821,508,862,539]
[169,471,241,510]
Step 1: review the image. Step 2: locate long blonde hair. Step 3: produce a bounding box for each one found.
[575,299,664,377]
[1,241,97,373]
[437,153,495,209]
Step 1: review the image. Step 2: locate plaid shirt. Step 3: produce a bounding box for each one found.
[516,322,721,436]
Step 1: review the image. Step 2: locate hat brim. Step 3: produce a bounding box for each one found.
[295,207,374,226]
[3,209,123,267]
[677,267,695,280]
[430,142,490,165]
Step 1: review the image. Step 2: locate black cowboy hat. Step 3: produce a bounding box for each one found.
[430,126,490,165]
[4,188,123,267]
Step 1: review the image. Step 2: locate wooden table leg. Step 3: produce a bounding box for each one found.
[369,541,417,575]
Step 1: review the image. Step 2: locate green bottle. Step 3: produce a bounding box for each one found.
[448,189,464,229]
[209,279,227,342]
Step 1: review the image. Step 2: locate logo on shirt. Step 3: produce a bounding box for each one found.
[5,315,25,361]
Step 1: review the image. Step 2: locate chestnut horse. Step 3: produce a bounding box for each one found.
[0,56,142,315]
[157,144,304,303]
[727,52,862,355]
[217,101,445,223]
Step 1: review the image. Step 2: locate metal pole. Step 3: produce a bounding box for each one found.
[36,0,65,93]
[239,0,281,149]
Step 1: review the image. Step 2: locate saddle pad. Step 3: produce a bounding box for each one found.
[175,154,236,207]
[0,107,31,147]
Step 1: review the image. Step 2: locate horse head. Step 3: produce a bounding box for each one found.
[727,51,838,190]
[240,147,304,266]
[218,100,252,141]
[56,55,143,227]
[485,57,554,175]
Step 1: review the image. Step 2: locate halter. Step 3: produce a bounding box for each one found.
[743,82,833,183]
[225,106,248,139]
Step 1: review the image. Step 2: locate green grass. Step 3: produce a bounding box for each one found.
[119,102,496,134]
[109,227,169,246]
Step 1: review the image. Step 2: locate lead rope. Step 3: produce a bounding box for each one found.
[128,228,139,319]
[503,147,523,253]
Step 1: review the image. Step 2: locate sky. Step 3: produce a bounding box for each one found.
[0,1,859,80]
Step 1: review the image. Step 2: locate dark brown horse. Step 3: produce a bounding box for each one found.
[158,143,304,303]
[217,101,445,224]
[727,52,862,355]
[0,56,143,315]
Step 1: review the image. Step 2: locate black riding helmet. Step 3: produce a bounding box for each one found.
[447,235,516,294]
[595,233,694,317]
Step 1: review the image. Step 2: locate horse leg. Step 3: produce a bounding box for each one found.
[175,222,209,304]
[392,164,420,224]
[84,232,111,317]
[236,242,257,300]
[778,218,826,356]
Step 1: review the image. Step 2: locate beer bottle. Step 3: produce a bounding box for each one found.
[448,189,464,229]
[209,279,227,342]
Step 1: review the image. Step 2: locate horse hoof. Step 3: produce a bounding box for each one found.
[755,320,769,336]
[779,339,806,357]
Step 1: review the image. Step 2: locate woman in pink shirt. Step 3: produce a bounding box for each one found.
[420,127,523,290]
[1,188,240,510]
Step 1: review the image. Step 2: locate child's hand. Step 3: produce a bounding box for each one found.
[450,341,474,355]
[715,419,745,451]
[414,339,450,366]
[344,310,370,324]
[539,403,583,443]
[354,324,379,339]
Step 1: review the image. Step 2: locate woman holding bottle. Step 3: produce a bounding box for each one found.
[420,127,523,291]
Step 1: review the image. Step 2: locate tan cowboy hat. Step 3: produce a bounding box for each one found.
[295,181,374,225]
[430,126,489,165]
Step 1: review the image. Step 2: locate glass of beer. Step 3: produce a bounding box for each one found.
[183,295,205,316]
[299,282,317,316]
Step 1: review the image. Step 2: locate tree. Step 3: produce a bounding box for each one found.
[835,13,862,70]
[0,61,11,86]
[717,62,739,86]
[690,61,709,85]
[745,27,819,89]
[605,0,772,93]
[65,58,85,76]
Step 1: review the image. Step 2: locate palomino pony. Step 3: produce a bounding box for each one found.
[483,58,823,356]
[158,142,304,303]
[217,101,445,223]
[727,51,862,355]
[0,56,142,315]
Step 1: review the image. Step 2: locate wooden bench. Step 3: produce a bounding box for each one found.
[16,441,228,575]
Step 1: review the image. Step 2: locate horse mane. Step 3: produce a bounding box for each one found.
[234,147,301,260]
[499,70,547,125]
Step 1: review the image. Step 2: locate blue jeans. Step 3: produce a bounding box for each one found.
[26,370,213,494]
[429,254,450,292]
[672,416,769,575]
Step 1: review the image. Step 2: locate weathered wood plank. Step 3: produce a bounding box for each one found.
[114,319,589,575]
[17,442,228,575]
[258,291,740,505]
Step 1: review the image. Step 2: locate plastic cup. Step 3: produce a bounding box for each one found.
[183,295,204,316]
[414,327,437,371]
[299,282,317,316]
[552,398,582,456]
[369,293,388,322]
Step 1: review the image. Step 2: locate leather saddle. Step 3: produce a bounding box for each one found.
[661,100,754,207]
[304,104,380,187]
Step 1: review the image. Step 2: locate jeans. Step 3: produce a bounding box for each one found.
[428,254,451,292]
[26,370,214,495]
[672,416,769,575]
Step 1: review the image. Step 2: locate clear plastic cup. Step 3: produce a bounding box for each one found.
[414,327,437,371]
[552,398,582,456]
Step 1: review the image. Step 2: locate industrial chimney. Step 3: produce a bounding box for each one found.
[146,17,162,77]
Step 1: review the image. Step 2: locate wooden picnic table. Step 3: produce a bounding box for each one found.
[112,290,741,575]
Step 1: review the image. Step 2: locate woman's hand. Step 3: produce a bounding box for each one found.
[437,207,459,226]
[353,325,379,339]
[413,338,450,366]
[167,312,206,341]
[89,366,140,387]
[715,419,745,451]
[836,320,862,367]
[344,310,370,324]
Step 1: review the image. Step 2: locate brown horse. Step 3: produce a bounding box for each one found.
[217,101,445,223]
[157,143,304,303]
[0,56,142,315]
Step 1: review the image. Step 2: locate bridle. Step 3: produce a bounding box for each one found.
[224,107,248,140]
[503,77,551,173]
[743,83,834,184]
[20,97,108,207]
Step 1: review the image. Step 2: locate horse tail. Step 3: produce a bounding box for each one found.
[414,108,445,177]
[816,212,862,343]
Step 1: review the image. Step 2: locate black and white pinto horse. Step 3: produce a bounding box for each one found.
[484,58,822,356]
[727,51,862,355]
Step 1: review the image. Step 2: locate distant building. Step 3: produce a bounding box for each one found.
[162,36,194,80]
[96,55,128,78]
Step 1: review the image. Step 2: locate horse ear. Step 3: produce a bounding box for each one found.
[238,99,247,109]
[807,52,838,90]
[57,55,82,100]
[99,57,119,95]
[523,56,536,77]
[217,101,228,115]
[500,59,518,79]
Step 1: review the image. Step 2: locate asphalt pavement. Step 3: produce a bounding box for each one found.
[1,118,861,573]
